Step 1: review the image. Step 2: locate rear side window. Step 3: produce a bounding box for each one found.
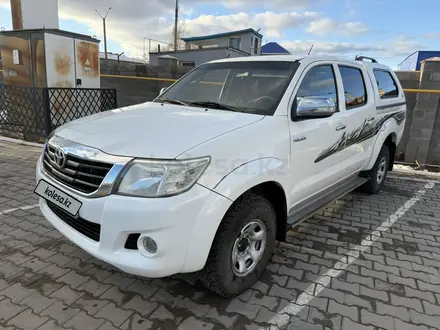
[338,66,367,109]
[374,70,399,98]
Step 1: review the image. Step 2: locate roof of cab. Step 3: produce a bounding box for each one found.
[207,55,393,70]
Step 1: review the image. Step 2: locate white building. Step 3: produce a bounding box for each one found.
[148,28,263,67]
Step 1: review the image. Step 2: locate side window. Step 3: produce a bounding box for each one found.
[297,65,338,109]
[338,66,367,109]
[229,37,241,49]
[374,70,398,98]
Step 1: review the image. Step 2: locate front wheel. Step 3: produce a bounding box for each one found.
[361,145,389,194]
[200,194,277,297]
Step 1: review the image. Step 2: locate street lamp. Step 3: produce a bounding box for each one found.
[95,7,112,59]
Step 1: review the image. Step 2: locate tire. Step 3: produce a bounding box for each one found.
[361,145,389,194]
[200,193,277,297]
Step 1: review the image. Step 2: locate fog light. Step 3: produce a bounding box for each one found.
[141,236,158,254]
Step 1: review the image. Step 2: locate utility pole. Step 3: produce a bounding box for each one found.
[174,0,179,51]
[95,7,112,59]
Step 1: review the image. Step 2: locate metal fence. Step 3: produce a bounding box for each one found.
[0,85,117,141]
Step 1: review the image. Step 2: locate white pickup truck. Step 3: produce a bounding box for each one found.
[35,55,406,297]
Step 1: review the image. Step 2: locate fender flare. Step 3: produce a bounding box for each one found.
[182,158,289,272]
[365,118,398,170]
[213,157,289,202]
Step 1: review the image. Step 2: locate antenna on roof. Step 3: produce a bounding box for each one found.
[355,55,378,63]
[308,44,314,55]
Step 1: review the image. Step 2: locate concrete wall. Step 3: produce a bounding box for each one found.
[398,60,440,165]
[394,71,420,160]
[421,60,440,165]
[149,48,229,67]
[3,57,440,165]
[101,59,440,165]
[148,47,251,67]
[100,58,190,107]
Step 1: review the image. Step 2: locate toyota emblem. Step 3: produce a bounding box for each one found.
[54,148,66,168]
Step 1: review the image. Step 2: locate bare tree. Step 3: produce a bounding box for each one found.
[167,21,186,51]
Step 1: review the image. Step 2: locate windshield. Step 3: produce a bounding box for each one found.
[154,61,299,115]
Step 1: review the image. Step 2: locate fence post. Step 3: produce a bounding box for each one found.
[42,88,52,137]
[113,89,118,109]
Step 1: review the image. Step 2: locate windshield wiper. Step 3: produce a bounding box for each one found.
[189,101,239,112]
[157,97,189,106]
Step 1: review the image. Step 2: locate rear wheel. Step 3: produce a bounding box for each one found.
[361,145,389,194]
[200,194,277,297]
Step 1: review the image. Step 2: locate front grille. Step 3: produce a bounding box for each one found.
[47,201,101,242]
[125,234,140,250]
[43,144,113,194]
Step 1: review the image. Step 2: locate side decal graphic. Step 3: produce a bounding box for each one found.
[315,111,406,163]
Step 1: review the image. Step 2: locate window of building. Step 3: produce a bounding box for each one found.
[296,65,338,110]
[254,38,259,55]
[374,70,399,98]
[180,61,195,68]
[229,37,241,50]
[338,66,367,109]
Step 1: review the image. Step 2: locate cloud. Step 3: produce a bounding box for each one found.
[2,0,415,63]
[54,0,179,57]
[391,34,426,55]
[425,33,440,39]
[282,40,383,56]
[306,18,368,36]
[25,0,341,57]
[54,1,328,56]
[52,2,318,56]
[215,0,324,9]
[181,11,321,39]
[281,35,425,58]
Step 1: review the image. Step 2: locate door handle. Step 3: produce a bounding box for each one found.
[336,125,346,131]
[367,117,375,122]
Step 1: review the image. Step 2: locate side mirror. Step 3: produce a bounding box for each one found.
[159,87,168,95]
[294,96,336,119]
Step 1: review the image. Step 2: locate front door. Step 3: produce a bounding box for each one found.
[288,63,349,210]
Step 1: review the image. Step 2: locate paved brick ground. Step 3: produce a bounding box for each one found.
[1,140,440,330]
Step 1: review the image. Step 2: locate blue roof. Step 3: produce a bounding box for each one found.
[400,50,440,70]
[181,28,263,42]
[261,42,291,55]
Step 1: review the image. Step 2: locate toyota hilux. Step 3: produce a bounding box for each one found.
[35,55,406,297]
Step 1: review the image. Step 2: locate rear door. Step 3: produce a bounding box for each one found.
[334,62,377,175]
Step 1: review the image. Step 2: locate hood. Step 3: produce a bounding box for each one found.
[55,102,263,158]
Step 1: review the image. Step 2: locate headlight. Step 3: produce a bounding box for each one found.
[115,157,210,198]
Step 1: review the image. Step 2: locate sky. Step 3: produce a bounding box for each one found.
[0,0,439,69]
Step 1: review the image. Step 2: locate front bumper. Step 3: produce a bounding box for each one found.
[36,155,232,277]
